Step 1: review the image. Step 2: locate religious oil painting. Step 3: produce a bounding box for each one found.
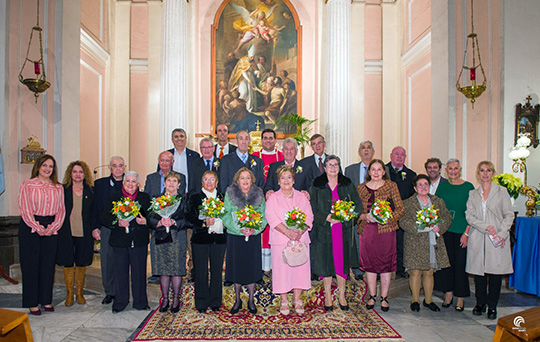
[212,0,301,135]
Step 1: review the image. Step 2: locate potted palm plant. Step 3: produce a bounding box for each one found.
[275,113,317,158]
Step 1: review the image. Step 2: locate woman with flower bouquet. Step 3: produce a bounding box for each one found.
[101,171,151,313]
[265,165,314,315]
[357,159,405,312]
[147,171,188,313]
[186,171,226,313]
[399,174,452,312]
[222,168,267,315]
[309,155,362,312]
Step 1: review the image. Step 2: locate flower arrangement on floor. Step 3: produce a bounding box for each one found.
[149,194,181,233]
[111,197,142,233]
[369,199,393,224]
[330,200,358,223]
[492,173,523,199]
[284,207,308,231]
[235,205,263,241]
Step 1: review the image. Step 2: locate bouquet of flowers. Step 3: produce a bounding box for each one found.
[284,207,308,232]
[492,173,523,199]
[234,205,263,241]
[369,199,393,224]
[111,197,142,233]
[415,205,441,236]
[198,197,225,234]
[149,194,181,233]
[330,200,358,223]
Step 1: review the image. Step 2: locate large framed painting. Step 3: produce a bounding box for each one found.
[212,0,301,135]
[515,97,540,148]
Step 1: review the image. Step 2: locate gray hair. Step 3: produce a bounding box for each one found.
[109,156,125,166]
[199,137,214,147]
[282,137,298,150]
[125,170,140,183]
[358,140,375,152]
[324,155,341,167]
[446,158,461,166]
[171,128,186,138]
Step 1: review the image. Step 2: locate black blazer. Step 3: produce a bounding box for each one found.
[92,175,123,229]
[218,152,264,193]
[101,191,151,248]
[214,143,237,158]
[57,183,97,267]
[187,192,226,245]
[385,163,417,200]
[144,171,186,198]
[299,154,327,190]
[188,157,221,194]
[147,193,190,242]
[263,160,309,194]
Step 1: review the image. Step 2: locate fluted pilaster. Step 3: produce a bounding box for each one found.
[324,0,351,165]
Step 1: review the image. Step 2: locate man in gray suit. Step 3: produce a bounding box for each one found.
[345,140,375,280]
[145,151,186,198]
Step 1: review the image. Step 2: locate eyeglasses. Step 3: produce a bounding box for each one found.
[326,163,339,168]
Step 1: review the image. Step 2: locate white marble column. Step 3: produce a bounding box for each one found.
[160,0,189,150]
[324,0,351,165]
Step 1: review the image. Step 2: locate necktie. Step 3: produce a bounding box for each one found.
[361,165,367,183]
[219,146,224,159]
[318,157,324,173]
[206,159,211,171]
[242,154,248,164]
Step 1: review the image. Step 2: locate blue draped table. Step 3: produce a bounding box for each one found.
[509,216,540,296]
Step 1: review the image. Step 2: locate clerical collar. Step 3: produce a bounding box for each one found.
[261,148,278,155]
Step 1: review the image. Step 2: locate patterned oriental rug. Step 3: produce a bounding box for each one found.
[131,275,402,342]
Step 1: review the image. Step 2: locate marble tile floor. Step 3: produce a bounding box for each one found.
[1,277,539,342]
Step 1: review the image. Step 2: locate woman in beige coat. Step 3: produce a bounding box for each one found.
[400,174,452,312]
[465,161,514,320]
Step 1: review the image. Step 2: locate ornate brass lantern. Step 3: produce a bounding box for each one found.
[18,0,50,102]
[456,0,486,108]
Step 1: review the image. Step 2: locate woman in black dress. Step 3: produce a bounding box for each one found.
[187,171,226,313]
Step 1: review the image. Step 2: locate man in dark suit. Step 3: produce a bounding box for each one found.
[345,140,375,279]
[145,151,186,198]
[214,124,237,159]
[300,134,328,189]
[162,128,200,194]
[385,146,416,278]
[219,130,264,192]
[189,137,220,194]
[425,157,447,195]
[264,137,310,198]
[91,156,125,305]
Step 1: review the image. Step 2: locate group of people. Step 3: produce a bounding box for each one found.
[17,125,514,320]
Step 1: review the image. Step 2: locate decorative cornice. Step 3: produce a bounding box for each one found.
[401,32,431,67]
[80,29,110,67]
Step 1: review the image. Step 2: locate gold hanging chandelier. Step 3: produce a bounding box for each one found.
[456,0,486,108]
[18,0,50,102]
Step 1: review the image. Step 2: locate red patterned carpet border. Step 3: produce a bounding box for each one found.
[132,276,402,341]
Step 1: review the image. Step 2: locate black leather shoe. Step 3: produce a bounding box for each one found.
[230,301,242,314]
[171,305,181,313]
[472,304,486,316]
[455,304,464,312]
[324,305,333,312]
[442,298,453,308]
[487,308,497,320]
[223,280,233,287]
[410,302,420,312]
[248,301,257,315]
[197,308,206,314]
[112,308,123,314]
[423,300,440,312]
[159,301,169,313]
[380,297,389,312]
[102,295,115,304]
[366,295,376,310]
[396,271,409,279]
[339,304,350,311]
[211,306,220,312]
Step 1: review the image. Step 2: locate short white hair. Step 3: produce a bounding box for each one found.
[358,140,374,152]
[125,170,140,183]
[282,137,298,150]
[109,156,125,166]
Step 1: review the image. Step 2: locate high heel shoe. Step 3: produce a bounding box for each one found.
[230,301,242,315]
[339,299,349,311]
[294,300,304,315]
[442,298,453,308]
[366,295,376,310]
[280,300,290,315]
[380,297,389,312]
[159,299,169,313]
[248,301,257,315]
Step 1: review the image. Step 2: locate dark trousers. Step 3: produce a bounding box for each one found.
[474,274,502,309]
[100,227,116,296]
[434,232,470,297]
[65,237,87,267]
[112,246,148,311]
[192,243,226,310]
[309,230,316,275]
[18,217,58,308]
[396,228,405,272]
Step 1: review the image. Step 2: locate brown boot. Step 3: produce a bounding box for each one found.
[64,267,74,306]
[75,267,87,304]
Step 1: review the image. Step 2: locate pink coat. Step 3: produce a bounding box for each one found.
[265,189,313,246]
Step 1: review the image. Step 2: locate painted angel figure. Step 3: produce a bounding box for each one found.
[232,4,283,54]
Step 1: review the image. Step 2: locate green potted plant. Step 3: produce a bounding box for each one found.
[275,113,317,158]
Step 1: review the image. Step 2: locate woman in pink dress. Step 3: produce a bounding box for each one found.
[265,165,313,315]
